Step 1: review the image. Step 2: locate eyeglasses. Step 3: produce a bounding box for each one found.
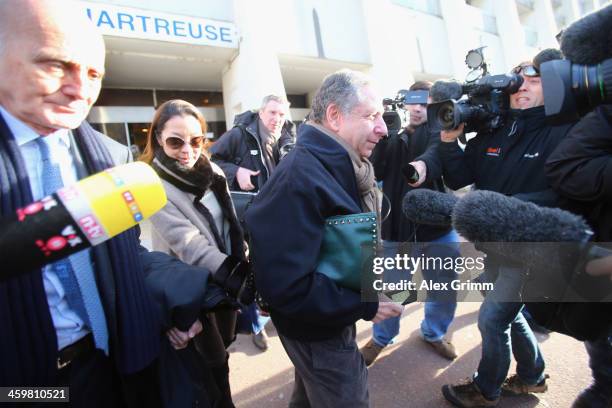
[511,64,539,77]
[162,136,204,150]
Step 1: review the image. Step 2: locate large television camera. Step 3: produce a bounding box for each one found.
[382,89,429,135]
[427,47,523,134]
[541,58,611,124]
[382,95,405,135]
[541,4,612,124]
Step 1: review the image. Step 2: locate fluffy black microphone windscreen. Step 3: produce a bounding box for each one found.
[430,80,463,103]
[402,189,458,227]
[561,4,612,65]
[452,190,590,243]
[452,191,612,306]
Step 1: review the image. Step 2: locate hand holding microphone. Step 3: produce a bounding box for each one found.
[0,162,167,278]
[402,160,427,187]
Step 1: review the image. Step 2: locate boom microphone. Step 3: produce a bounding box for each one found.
[560,4,612,65]
[0,162,167,278]
[430,80,463,103]
[452,190,612,302]
[402,189,458,227]
[452,190,591,243]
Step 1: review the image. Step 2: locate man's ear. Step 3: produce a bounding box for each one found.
[325,103,342,133]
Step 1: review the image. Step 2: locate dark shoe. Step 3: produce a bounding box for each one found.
[572,384,612,408]
[442,378,499,407]
[252,331,268,351]
[424,338,457,360]
[502,373,549,396]
[360,339,384,366]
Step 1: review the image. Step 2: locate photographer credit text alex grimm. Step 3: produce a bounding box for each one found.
[370,253,493,293]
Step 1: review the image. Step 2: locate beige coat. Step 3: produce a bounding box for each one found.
[149,163,231,273]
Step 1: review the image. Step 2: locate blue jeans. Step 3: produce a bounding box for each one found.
[237,303,270,334]
[372,230,460,346]
[474,263,545,400]
[250,303,270,334]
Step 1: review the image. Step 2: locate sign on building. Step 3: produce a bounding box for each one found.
[82,2,238,48]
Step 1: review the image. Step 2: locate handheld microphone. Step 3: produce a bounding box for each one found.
[0,162,167,278]
[401,163,419,184]
[402,189,458,227]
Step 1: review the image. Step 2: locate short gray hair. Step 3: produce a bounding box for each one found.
[260,94,290,111]
[0,2,8,57]
[310,69,371,123]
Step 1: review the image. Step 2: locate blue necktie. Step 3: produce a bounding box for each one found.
[37,136,109,354]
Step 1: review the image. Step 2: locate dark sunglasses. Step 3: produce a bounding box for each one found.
[163,136,204,149]
[511,64,539,77]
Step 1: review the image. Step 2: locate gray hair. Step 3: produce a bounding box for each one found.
[310,69,371,123]
[260,94,290,111]
[0,1,8,57]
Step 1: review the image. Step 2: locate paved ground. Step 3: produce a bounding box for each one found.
[229,301,591,408]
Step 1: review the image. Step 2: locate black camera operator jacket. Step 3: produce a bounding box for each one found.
[371,122,450,242]
[438,106,574,204]
[546,105,612,241]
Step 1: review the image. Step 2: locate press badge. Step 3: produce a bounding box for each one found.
[250,150,259,156]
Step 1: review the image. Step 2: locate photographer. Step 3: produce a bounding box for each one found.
[360,81,461,365]
[547,102,612,408]
[544,6,612,406]
[438,49,575,407]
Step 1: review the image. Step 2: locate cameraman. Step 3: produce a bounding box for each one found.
[360,81,461,366]
[547,103,612,408]
[438,50,575,407]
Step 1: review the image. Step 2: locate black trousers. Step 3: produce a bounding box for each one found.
[55,350,161,408]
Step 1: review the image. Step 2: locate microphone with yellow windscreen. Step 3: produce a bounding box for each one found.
[0,162,167,279]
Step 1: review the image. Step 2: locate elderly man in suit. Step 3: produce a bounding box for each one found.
[0,1,215,406]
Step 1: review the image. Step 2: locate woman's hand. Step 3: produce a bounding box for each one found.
[166,319,203,350]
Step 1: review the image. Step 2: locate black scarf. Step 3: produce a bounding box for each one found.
[0,117,160,384]
[151,149,246,261]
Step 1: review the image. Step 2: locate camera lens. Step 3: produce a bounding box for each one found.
[572,63,605,108]
[437,103,456,130]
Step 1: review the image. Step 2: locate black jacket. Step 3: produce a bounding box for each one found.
[546,105,612,241]
[209,111,296,191]
[371,122,450,241]
[439,106,573,205]
[244,124,378,341]
[544,106,612,341]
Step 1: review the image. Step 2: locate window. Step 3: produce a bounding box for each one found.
[392,0,441,16]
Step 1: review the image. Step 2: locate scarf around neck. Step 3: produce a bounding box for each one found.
[150,148,246,260]
[307,121,381,216]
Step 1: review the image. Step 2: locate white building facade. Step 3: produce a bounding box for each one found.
[82,0,609,149]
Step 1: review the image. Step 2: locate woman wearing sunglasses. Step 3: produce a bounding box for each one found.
[141,99,248,407]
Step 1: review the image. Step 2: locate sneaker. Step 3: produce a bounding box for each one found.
[442,378,499,407]
[360,339,384,366]
[424,338,457,360]
[252,331,268,351]
[502,373,549,396]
